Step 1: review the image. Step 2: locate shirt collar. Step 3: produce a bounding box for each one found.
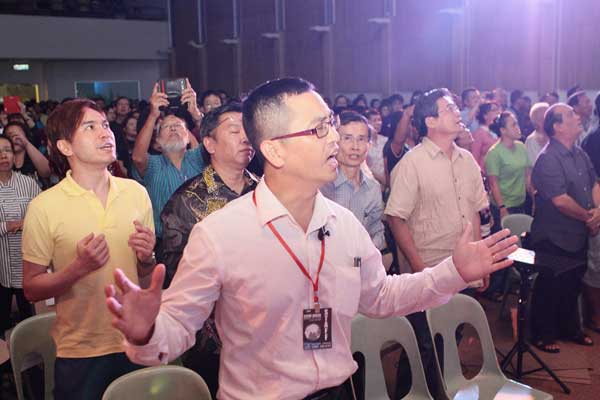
[421,137,463,161]
[204,165,260,194]
[549,137,576,156]
[333,168,370,189]
[254,178,336,235]
[61,170,122,198]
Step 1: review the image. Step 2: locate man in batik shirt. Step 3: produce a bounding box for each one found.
[159,102,257,397]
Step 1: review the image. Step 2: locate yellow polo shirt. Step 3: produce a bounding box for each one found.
[22,171,154,358]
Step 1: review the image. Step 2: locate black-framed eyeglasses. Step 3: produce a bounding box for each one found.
[270,114,339,141]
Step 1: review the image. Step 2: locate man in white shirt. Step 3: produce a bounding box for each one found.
[105,78,517,400]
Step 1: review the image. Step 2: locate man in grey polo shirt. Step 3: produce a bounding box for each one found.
[530,102,600,353]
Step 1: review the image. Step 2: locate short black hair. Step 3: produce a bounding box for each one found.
[543,104,563,137]
[389,94,405,105]
[200,90,222,106]
[199,102,243,163]
[510,89,523,106]
[338,110,372,140]
[242,77,315,162]
[413,88,451,137]
[567,92,585,108]
[461,87,478,104]
[115,96,130,105]
[490,111,515,137]
[595,92,600,117]
[476,102,497,125]
[567,85,582,99]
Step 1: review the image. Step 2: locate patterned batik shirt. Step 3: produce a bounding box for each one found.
[160,165,258,353]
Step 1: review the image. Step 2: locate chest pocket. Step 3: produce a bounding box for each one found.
[334,263,361,316]
[1,196,29,220]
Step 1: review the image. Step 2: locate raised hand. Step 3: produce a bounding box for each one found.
[149,83,170,117]
[181,78,202,121]
[128,220,155,263]
[75,233,110,275]
[6,219,23,233]
[105,265,165,344]
[453,223,518,284]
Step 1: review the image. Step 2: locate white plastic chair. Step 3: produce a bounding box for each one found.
[426,294,553,400]
[501,214,533,247]
[351,314,434,399]
[10,312,56,400]
[102,365,211,400]
[499,213,534,318]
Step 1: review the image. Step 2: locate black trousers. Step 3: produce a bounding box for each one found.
[181,331,220,399]
[54,353,143,400]
[531,240,587,342]
[303,378,355,400]
[0,285,33,333]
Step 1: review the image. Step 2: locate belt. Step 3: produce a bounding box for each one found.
[303,379,352,400]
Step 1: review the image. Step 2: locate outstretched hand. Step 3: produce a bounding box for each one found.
[105,264,165,345]
[453,223,518,284]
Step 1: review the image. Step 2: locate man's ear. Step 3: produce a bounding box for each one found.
[203,135,215,156]
[260,140,285,169]
[55,139,73,157]
[425,115,438,131]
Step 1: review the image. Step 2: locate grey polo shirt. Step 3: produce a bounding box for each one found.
[531,138,597,252]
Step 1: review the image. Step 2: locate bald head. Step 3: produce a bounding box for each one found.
[530,102,549,132]
[543,103,582,139]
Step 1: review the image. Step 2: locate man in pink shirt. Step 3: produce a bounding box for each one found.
[105,78,517,400]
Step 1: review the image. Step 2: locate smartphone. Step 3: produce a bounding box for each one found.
[508,247,535,265]
[157,78,186,110]
[3,96,21,114]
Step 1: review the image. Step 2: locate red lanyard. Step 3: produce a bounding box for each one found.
[252,191,326,308]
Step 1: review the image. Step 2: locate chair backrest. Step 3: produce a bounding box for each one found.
[426,294,505,396]
[10,312,57,400]
[102,365,212,400]
[351,315,433,400]
[501,214,533,246]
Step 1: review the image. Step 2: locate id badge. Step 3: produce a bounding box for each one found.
[303,307,332,350]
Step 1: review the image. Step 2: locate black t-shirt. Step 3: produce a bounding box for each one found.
[583,128,600,177]
[383,141,410,175]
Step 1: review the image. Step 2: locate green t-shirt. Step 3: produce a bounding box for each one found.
[485,141,530,208]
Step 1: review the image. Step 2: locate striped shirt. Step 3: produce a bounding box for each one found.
[133,147,205,237]
[0,171,41,288]
[320,168,386,250]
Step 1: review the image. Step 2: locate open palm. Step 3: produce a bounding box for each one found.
[453,223,518,284]
[105,265,165,344]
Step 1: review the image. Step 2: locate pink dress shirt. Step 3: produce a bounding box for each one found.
[124,179,467,400]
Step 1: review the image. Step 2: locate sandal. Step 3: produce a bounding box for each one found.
[534,340,560,354]
[567,333,594,346]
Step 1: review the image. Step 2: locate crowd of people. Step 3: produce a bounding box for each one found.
[0,77,598,399]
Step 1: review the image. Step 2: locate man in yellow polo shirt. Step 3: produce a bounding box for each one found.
[22,99,156,400]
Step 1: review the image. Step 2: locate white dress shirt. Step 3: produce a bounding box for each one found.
[125,178,467,400]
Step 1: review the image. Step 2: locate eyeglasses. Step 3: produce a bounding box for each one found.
[270,114,339,141]
[340,134,370,144]
[0,148,13,154]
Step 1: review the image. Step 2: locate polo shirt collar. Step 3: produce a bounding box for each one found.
[421,137,463,161]
[254,178,336,234]
[61,170,122,198]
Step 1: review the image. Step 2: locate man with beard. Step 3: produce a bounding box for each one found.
[132,83,205,253]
